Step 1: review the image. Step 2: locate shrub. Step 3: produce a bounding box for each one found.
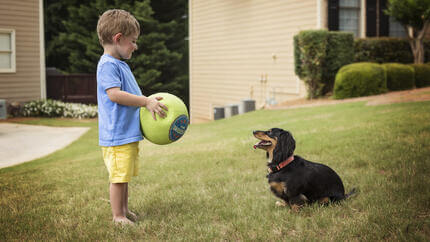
[410,64,430,88]
[323,32,355,94]
[382,63,415,91]
[21,99,97,119]
[333,62,387,99]
[294,30,354,98]
[354,38,430,63]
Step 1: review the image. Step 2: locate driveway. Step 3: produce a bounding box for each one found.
[0,123,90,168]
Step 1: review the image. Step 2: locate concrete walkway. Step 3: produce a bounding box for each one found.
[0,123,90,168]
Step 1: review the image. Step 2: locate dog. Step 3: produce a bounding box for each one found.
[253,128,356,211]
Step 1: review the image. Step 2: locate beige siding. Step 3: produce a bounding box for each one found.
[189,0,318,123]
[0,0,42,103]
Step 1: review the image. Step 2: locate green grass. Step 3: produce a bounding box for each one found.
[1,101,430,241]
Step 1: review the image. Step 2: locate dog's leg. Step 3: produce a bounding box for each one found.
[318,197,330,205]
[289,194,308,212]
[275,200,288,207]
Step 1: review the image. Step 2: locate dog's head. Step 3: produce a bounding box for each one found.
[253,128,295,164]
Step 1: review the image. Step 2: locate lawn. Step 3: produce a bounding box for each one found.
[0,100,429,241]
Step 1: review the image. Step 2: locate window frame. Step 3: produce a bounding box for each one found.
[0,29,16,73]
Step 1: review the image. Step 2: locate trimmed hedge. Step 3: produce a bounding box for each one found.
[354,38,430,63]
[323,32,355,94]
[382,63,415,91]
[333,62,387,99]
[410,64,430,88]
[294,30,354,98]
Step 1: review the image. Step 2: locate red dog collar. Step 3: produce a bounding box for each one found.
[269,155,294,173]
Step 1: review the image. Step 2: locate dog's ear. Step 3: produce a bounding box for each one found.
[273,131,295,163]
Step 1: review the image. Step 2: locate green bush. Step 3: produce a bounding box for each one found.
[354,38,430,63]
[382,63,415,91]
[323,32,355,94]
[294,30,354,98]
[21,99,97,119]
[333,62,387,99]
[410,64,430,88]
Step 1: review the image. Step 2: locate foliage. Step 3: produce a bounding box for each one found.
[294,30,327,99]
[333,62,387,99]
[323,32,355,94]
[354,38,430,63]
[382,63,415,91]
[1,100,430,240]
[385,0,430,63]
[21,100,97,119]
[410,64,430,87]
[44,0,188,102]
[294,30,353,99]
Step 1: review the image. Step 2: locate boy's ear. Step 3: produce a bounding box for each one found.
[112,33,122,44]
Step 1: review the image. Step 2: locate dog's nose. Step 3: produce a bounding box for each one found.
[253,130,258,135]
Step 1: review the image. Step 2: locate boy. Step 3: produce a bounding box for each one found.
[96,9,167,225]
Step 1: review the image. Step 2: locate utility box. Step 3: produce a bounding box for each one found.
[225,104,239,118]
[242,99,256,113]
[0,99,6,119]
[213,107,225,120]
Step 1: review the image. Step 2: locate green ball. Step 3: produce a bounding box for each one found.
[140,93,189,145]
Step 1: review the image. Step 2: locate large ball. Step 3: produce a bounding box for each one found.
[140,93,189,145]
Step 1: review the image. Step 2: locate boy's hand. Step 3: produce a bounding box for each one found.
[145,96,168,120]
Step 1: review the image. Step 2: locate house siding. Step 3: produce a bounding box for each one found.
[0,0,42,103]
[189,0,318,123]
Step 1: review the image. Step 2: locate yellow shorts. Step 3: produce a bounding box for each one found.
[102,142,139,183]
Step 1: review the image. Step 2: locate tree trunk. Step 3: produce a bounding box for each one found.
[410,38,424,64]
[405,21,429,64]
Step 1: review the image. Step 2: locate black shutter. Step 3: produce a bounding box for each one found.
[328,0,339,31]
[379,0,389,36]
[366,0,377,37]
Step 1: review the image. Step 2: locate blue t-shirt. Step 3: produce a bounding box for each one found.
[96,54,143,146]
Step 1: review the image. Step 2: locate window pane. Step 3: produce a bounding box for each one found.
[389,17,407,38]
[0,33,11,51]
[340,0,360,8]
[339,8,359,37]
[0,53,11,69]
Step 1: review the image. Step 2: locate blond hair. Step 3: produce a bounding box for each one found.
[97,9,140,46]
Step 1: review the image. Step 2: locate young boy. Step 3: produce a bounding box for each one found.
[96,9,167,225]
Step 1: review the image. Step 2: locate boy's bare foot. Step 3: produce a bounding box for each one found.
[113,217,135,225]
[126,210,138,222]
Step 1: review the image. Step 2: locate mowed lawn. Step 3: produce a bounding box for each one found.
[0,100,429,241]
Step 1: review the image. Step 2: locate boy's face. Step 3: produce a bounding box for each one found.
[114,32,138,60]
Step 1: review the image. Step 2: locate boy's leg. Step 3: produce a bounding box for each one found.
[110,183,134,224]
[124,183,138,221]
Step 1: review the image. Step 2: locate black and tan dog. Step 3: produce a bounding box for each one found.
[253,128,356,211]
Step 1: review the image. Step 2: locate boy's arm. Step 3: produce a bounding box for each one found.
[106,87,167,120]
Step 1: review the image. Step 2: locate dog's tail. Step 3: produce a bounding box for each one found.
[345,187,359,199]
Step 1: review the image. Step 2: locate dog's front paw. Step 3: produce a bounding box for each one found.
[275,201,287,207]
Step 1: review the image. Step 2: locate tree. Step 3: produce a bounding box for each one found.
[45,0,188,99]
[385,0,430,63]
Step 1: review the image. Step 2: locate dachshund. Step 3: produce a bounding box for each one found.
[253,128,356,211]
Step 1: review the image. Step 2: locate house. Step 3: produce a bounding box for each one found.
[188,0,412,123]
[0,0,46,105]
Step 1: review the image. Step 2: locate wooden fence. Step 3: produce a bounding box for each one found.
[46,74,97,104]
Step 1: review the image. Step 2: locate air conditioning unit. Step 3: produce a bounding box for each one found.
[0,99,6,119]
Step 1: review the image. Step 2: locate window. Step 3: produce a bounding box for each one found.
[339,0,360,37]
[0,29,16,73]
[328,0,361,37]
[389,17,407,38]
[365,0,407,38]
